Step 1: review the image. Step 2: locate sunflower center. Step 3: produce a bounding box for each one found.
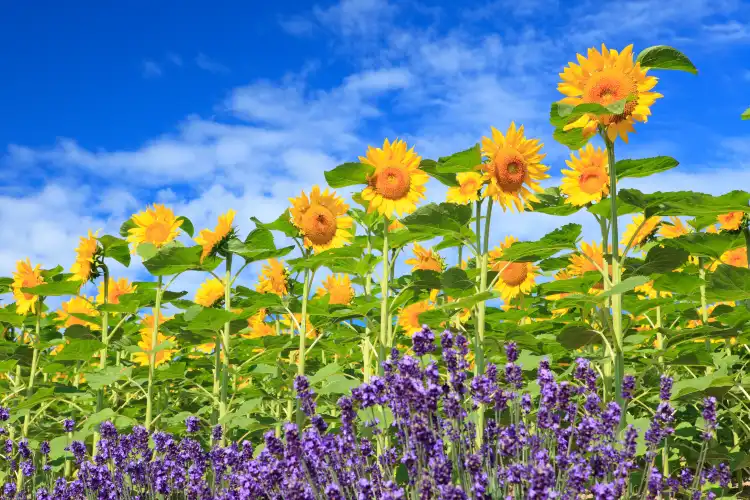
[301,205,338,245]
[492,150,527,192]
[579,167,607,195]
[374,167,411,200]
[583,70,638,120]
[144,222,172,245]
[501,263,528,287]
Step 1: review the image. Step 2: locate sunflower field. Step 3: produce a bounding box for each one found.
[2,43,750,499]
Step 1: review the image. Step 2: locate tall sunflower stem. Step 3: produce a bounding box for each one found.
[475,200,492,448]
[145,276,163,431]
[378,219,390,376]
[219,254,233,442]
[296,265,311,428]
[94,266,110,449]
[699,262,714,373]
[364,231,373,382]
[22,299,43,438]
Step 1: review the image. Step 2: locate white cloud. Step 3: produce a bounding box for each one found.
[279,16,316,36]
[141,60,163,78]
[313,0,396,38]
[167,52,183,66]
[195,53,229,74]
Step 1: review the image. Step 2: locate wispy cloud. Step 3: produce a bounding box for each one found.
[279,16,316,36]
[167,52,183,66]
[141,60,163,78]
[195,53,229,74]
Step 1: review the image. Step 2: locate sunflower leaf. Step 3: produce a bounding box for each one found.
[142,245,221,276]
[22,280,81,297]
[597,276,650,299]
[623,245,689,277]
[619,189,750,218]
[498,224,582,263]
[401,203,473,240]
[251,213,298,238]
[420,160,458,186]
[552,126,590,150]
[98,235,131,267]
[53,338,106,361]
[119,218,136,238]
[557,323,600,349]
[324,162,374,188]
[636,45,697,75]
[435,144,481,173]
[664,232,744,260]
[707,264,750,302]
[177,216,195,237]
[742,106,750,120]
[615,156,679,180]
[184,305,236,332]
[528,187,581,216]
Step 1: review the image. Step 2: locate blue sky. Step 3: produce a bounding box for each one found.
[1,0,750,292]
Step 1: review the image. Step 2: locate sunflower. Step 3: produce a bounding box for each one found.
[132,311,176,367]
[282,313,317,339]
[244,309,276,339]
[634,280,671,299]
[568,241,606,277]
[316,274,354,305]
[127,204,183,253]
[621,215,661,249]
[69,231,100,283]
[687,302,735,330]
[404,243,445,273]
[446,172,483,205]
[359,139,427,218]
[398,300,434,337]
[558,44,662,143]
[388,219,405,232]
[560,144,610,206]
[717,211,744,232]
[720,247,748,268]
[56,296,99,329]
[480,123,549,212]
[97,277,137,305]
[659,216,690,239]
[195,278,225,307]
[256,259,289,296]
[489,236,539,302]
[195,209,236,262]
[289,186,353,253]
[12,259,45,315]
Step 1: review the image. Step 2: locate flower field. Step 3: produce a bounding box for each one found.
[2,43,750,498]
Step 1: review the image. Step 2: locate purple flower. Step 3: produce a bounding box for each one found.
[659,375,673,401]
[412,325,436,356]
[294,375,317,416]
[212,424,223,442]
[505,341,519,363]
[0,407,9,422]
[621,375,635,401]
[702,396,717,441]
[63,418,75,432]
[40,441,50,456]
[185,416,200,433]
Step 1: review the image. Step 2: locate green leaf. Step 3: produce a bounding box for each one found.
[318,375,360,395]
[587,196,639,218]
[667,232,744,260]
[653,272,704,295]
[557,324,600,349]
[177,216,195,237]
[251,213,298,238]
[435,144,481,173]
[136,243,158,261]
[401,203,473,239]
[0,308,25,326]
[119,218,136,238]
[142,245,221,276]
[324,162,374,188]
[84,366,132,390]
[552,126,589,150]
[411,270,442,290]
[308,362,341,386]
[442,268,474,290]
[625,245,689,276]
[420,160,458,187]
[708,264,750,301]
[289,245,362,271]
[22,280,81,297]
[636,45,697,74]
[98,235,131,267]
[538,255,571,272]
[184,305,236,331]
[528,188,581,216]
[619,189,750,218]
[598,276,650,299]
[742,106,750,120]
[54,338,105,361]
[14,387,54,411]
[615,157,679,180]
[154,362,186,381]
[228,238,294,264]
[498,224,582,262]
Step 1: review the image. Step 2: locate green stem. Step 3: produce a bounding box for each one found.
[145,276,163,430]
[94,266,110,448]
[364,231,373,382]
[219,254,233,440]
[212,333,221,425]
[378,219,390,376]
[22,299,43,437]
[296,265,311,427]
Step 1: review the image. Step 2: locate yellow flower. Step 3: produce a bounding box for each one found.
[634,280,671,299]
[388,219,405,231]
[289,186,352,252]
[547,270,573,316]
[720,247,748,268]
[560,144,609,206]
[489,236,539,302]
[127,204,183,253]
[398,301,434,337]
[568,241,605,277]
[446,172,483,205]
[50,339,69,356]
[195,278,225,307]
[282,313,317,339]
[256,259,289,296]
[316,274,355,305]
[132,311,175,367]
[621,215,661,248]
[97,277,137,305]
[69,231,100,283]
[480,123,549,212]
[195,209,236,262]
[56,296,99,329]
[717,211,744,231]
[244,309,276,339]
[404,243,445,273]
[558,44,662,143]
[659,216,690,239]
[12,259,45,315]
[359,139,427,218]
[688,302,735,329]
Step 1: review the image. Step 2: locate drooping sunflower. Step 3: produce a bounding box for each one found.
[195,278,225,308]
[489,236,539,302]
[69,231,100,283]
[446,172,483,205]
[289,186,352,253]
[256,259,289,296]
[132,311,176,367]
[97,277,137,305]
[717,211,744,232]
[404,243,445,273]
[558,44,662,143]
[560,144,610,206]
[316,274,355,305]
[127,204,183,253]
[195,209,236,262]
[359,139,427,218]
[12,259,45,315]
[56,296,99,329]
[621,215,661,249]
[634,280,671,299]
[480,123,549,212]
[244,309,276,339]
[659,216,690,239]
[720,247,748,268]
[398,300,434,337]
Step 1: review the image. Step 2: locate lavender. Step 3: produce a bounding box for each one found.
[63,418,75,433]
[701,396,717,441]
[660,374,673,401]
[185,416,200,433]
[622,375,635,401]
[412,325,436,356]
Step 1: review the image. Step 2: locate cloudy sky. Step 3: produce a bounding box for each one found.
[1,0,749,294]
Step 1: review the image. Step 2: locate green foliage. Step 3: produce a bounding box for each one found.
[636,45,698,74]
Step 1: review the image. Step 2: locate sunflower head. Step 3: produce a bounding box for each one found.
[282,313,317,339]
[195,209,237,262]
[721,247,748,268]
[446,172,483,205]
[316,274,355,305]
[244,309,276,339]
[133,311,175,367]
[560,144,610,206]
[398,300,434,337]
[69,230,102,284]
[11,259,45,315]
[359,139,427,218]
[480,123,549,212]
[195,277,226,308]
[404,243,445,273]
[289,186,352,253]
[388,219,406,232]
[621,215,661,249]
[56,296,100,329]
[568,241,606,276]
[558,44,662,143]
[127,204,183,253]
[489,236,539,302]
[659,216,690,239]
[634,280,671,300]
[717,211,745,232]
[256,259,289,297]
[97,277,137,305]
